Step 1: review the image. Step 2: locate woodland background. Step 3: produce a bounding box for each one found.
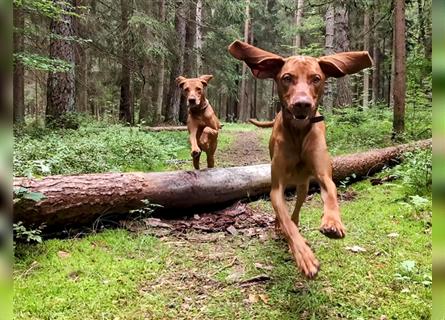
[13,0,432,134]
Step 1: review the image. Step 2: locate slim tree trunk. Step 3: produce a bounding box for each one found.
[74,0,88,113]
[46,0,76,128]
[119,0,132,124]
[155,0,166,123]
[166,0,186,123]
[372,3,381,104]
[293,0,304,54]
[389,16,395,108]
[334,2,352,107]
[139,61,152,123]
[13,3,25,125]
[362,10,370,109]
[195,0,203,75]
[323,3,335,112]
[393,0,406,136]
[238,0,251,122]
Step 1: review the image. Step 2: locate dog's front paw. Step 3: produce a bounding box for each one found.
[319,215,346,239]
[191,148,201,158]
[291,241,320,279]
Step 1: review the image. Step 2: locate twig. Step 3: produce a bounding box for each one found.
[210,256,237,276]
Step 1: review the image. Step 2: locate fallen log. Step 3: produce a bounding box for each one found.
[13,139,431,228]
[142,126,188,132]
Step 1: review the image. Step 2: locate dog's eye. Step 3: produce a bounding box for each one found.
[184,88,190,92]
[282,75,292,83]
[312,75,321,84]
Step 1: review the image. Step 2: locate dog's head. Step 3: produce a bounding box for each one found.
[176,75,213,108]
[228,40,372,121]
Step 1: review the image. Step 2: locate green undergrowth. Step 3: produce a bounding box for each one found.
[13,105,431,177]
[14,179,431,319]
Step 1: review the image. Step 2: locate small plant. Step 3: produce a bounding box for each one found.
[13,221,45,244]
[395,148,432,197]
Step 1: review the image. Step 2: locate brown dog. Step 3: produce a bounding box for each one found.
[228,40,372,278]
[176,75,221,170]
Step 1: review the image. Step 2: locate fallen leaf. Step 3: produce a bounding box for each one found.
[346,245,366,253]
[57,251,71,259]
[248,293,259,303]
[226,225,238,235]
[258,294,269,304]
[387,232,399,238]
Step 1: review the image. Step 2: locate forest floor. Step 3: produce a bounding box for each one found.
[13,107,432,319]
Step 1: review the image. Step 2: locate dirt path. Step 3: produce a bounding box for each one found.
[217,131,270,167]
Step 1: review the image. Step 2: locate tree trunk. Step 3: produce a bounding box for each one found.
[46,0,76,128]
[293,0,304,55]
[14,139,431,229]
[334,2,352,107]
[372,5,381,104]
[323,3,335,112]
[119,0,132,124]
[393,0,406,137]
[73,0,88,113]
[362,10,370,109]
[389,17,395,108]
[238,0,251,122]
[139,60,152,124]
[165,0,187,123]
[195,0,203,75]
[13,3,25,125]
[155,0,166,123]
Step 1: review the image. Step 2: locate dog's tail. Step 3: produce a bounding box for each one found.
[248,118,275,128]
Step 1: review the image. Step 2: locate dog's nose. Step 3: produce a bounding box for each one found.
[292,98,312,110]
[188,98,197,105]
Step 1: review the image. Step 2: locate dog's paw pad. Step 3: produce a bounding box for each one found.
[319,226,345,239]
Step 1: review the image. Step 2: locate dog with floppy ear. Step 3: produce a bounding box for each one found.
[228,40,372,278]
[176,75,222,170]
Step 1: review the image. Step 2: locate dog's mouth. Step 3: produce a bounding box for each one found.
[293,114,308,120]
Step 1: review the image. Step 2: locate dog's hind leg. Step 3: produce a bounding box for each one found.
[291,182,309,227]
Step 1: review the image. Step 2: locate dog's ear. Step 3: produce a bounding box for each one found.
[199,75,213,86]
[228,40,284,79]
[318,51,373,78]
[176,76,187,88]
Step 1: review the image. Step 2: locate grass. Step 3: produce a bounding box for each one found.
[13,105,432,318]
[14,180,432,319]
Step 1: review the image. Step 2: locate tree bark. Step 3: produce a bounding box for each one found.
[293,0,304,55]
[74,0,89,113]
[14,139,431,229]
[13,3,25,125]
[155,0,166,123]
[46,0,76,128]
[166,0,187,123]
[334,2,352,107]
[238,0,251,122]
[372,3,381,104]
[393,0,406,137]
[195,0,203,75]
[362,10,370,109]
[323,3,335,112]
[119,0,132,124]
